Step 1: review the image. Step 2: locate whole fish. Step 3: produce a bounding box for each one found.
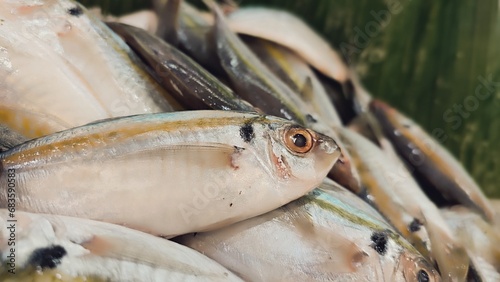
[0,111,340,237]
[0,0,174,138]
[0,210,242,281]
[107,22,255,113]
[177,180,441,282]
[338,127,469,281]
[370,99,494,222]
[226,7,349,83]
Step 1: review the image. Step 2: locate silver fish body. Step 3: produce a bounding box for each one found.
[0,210,243,281]
[0,111,340,237]
[0,0,173,139]
[178,180,441,282]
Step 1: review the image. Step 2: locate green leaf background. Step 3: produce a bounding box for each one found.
[78,0,500,197]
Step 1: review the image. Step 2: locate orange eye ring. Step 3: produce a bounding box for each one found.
[284,127,314,154]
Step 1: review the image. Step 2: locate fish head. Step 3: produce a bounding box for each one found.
[261,118,341,189]
[393,252,442,282]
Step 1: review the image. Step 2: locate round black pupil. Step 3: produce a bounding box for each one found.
[417,270,429,282]
[292,134,307,147]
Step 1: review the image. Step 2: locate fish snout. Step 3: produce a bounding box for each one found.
[312,132,342,169]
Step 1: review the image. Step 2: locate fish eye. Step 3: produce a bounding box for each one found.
[417,269,429,282]
[284,127,314,154]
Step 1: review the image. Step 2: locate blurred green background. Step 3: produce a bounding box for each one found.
[78,0,500,197]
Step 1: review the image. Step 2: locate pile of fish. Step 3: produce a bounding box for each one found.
[0,0,498,281]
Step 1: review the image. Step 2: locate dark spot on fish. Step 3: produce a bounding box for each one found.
[239,191,242,195]
[409,218,422,233]
[311,189,321,197]
[193,232,197,237]
[229,203,233,207]
[306,114,317,123]
[370,231,388,256]
[233,146,245,152]
[28,245,67,269]
[240,123,254,143]
[417,269,429,282]
[67,6,83,17]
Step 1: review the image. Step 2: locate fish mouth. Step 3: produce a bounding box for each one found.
[316,133,340,156]
[313,132,341,162]
[310,132,342,183]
